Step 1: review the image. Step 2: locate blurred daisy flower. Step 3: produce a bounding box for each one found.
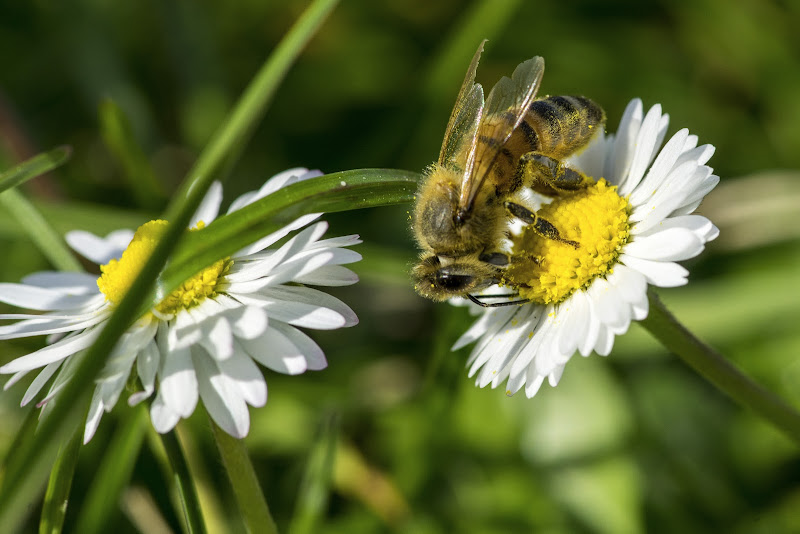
[456,99,719,397]
[0,168,360,442]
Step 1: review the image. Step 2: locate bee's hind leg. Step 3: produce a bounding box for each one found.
[519,152,591,192]
[505,201,579,248]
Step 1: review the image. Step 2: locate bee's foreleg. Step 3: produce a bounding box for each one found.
[505,201,579,248]
[519,152,591,192]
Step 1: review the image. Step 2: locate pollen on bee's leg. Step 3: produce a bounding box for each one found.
[504,179,631,305]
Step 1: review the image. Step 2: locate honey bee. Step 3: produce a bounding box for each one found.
[411,41,605,305]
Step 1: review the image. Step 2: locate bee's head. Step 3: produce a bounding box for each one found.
[411,254,501,302]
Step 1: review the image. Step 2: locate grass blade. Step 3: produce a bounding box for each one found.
[0,147,71,195]
[159,430,207,534]
[74,407,148,534]
[210,419,276,534]
[99,99,165,210]
[288,413,339,534]
[38,428,82,534]
[0,0,341,523]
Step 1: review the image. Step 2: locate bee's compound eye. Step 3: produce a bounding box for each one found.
[436,270,475,291]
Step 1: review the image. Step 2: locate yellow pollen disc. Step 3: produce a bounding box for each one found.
[97,220,231,315]
[504,179,631,305]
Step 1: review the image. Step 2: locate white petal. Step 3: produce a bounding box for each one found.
[0,326,101,374]
[452,306,516,351]
[227,222,330,283]
[578,311,601,357]
[619,104,666,195]
[0,307,110,340]
[294,265,360,287]
[557,291,590,355]
[230,251,336,293]
[21,272,100,294]
[238,319,328,374]
[158,345,198,418]
[632,165,713,234]
[21,361,62,406]
[548,365,566,387]
[0,283,100,311]
[619,253,688,287]
[675,143,715,167]
[4,369,31,391]
[627,128,689,205]
[307,234,362,251]
[606,99,643,187]
[98,370,130,409]
[273,322,327,371]
[84,389,106,443]
[607,264,647,305]
[523,368,546,398]
[594,324,614,356]
[587,280,626,332]
[671,174,720,216]
[508,310,549,379]
[235,214,322,257]
[129,341,160,406]
[150,391,181,434]
[634,213,717,240]
[190,181,222,227]
[238,286,357,330]
[197,315,234,360]
[193,352,249,438]
[66,229,134,264]
[37,350,84,406]
[226,304,269,340]
[625,227,704,262]
[227,168,319,213]
[468,306,536,379]
[216,350,267,407]
[504,363,527,395]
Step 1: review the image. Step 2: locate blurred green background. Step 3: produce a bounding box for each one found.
[1,0,800,532]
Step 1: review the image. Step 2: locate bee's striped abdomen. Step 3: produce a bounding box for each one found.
[525,96,605,159]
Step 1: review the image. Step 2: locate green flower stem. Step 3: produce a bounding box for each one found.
[39,427,82,534]
[159,430,207,534]
[642,289,800,447]
[210,419,278,534]
[74,407,148,534]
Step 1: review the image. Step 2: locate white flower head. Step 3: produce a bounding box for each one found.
[0,168,361,442]
[455,99,720,397]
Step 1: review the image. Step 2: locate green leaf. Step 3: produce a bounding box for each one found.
[0,146,72,195]
[157,169,419,309]
[39,428,82,534]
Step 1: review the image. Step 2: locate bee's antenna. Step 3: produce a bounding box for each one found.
[467,294,529,308]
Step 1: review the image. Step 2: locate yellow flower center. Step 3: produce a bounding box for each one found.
[504,179,631,305]
[97,220,231,315]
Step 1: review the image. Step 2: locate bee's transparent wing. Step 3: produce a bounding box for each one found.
[459,56,545,211]
[438,40,487,171]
